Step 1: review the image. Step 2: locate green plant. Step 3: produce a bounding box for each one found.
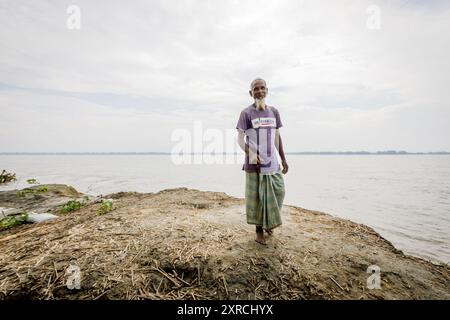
[16,185,48,197]
[0,170,16,184]
[17,189,35,197]
[37,186,48,192]
[26,178,39,184]
[0,212,29,230]
[60,200,84,214]
[97,200,113,216]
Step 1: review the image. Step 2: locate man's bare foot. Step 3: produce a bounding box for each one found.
[255,226,267,245]
[265,229,273,236]
[255,236,267,245]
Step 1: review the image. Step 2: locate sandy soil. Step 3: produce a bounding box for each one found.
[0,185,449,300]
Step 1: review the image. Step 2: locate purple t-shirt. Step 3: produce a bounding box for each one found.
[236,104,283,173]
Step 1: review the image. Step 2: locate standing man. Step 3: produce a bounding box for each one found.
[236,78,289,245]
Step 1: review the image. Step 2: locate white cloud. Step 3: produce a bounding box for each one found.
[0,0,449,152]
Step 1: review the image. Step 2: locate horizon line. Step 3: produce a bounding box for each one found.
[1,151,450,155]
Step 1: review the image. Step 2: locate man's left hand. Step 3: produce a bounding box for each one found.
[282,160,289,174]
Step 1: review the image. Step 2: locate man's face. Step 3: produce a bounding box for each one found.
[250,80,268,100]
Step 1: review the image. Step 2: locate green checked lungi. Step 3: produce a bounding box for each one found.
[245,172,285,230]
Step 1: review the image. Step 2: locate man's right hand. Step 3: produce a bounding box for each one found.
[256,155,265,165]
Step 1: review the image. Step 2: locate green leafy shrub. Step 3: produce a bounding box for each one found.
[37,186,48,193]
[0,212,29,230]
[60,200,85,214]
[17,189,35,197]
[0,170,16,184]
[16,185,49,197]
[26,178,39,184]
[97,200,113,216]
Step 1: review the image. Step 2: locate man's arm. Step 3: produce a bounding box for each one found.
[237,130,263,165]
[237,130,248,154]
[275,129,288,174]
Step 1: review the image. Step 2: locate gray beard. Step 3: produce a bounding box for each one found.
[255,98,266,110]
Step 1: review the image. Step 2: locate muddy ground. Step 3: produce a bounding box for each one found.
[0,184,449,299]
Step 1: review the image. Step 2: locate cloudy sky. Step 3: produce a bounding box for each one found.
[1,0,449,153]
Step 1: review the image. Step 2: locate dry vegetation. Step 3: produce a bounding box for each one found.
[0,185,449,300]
